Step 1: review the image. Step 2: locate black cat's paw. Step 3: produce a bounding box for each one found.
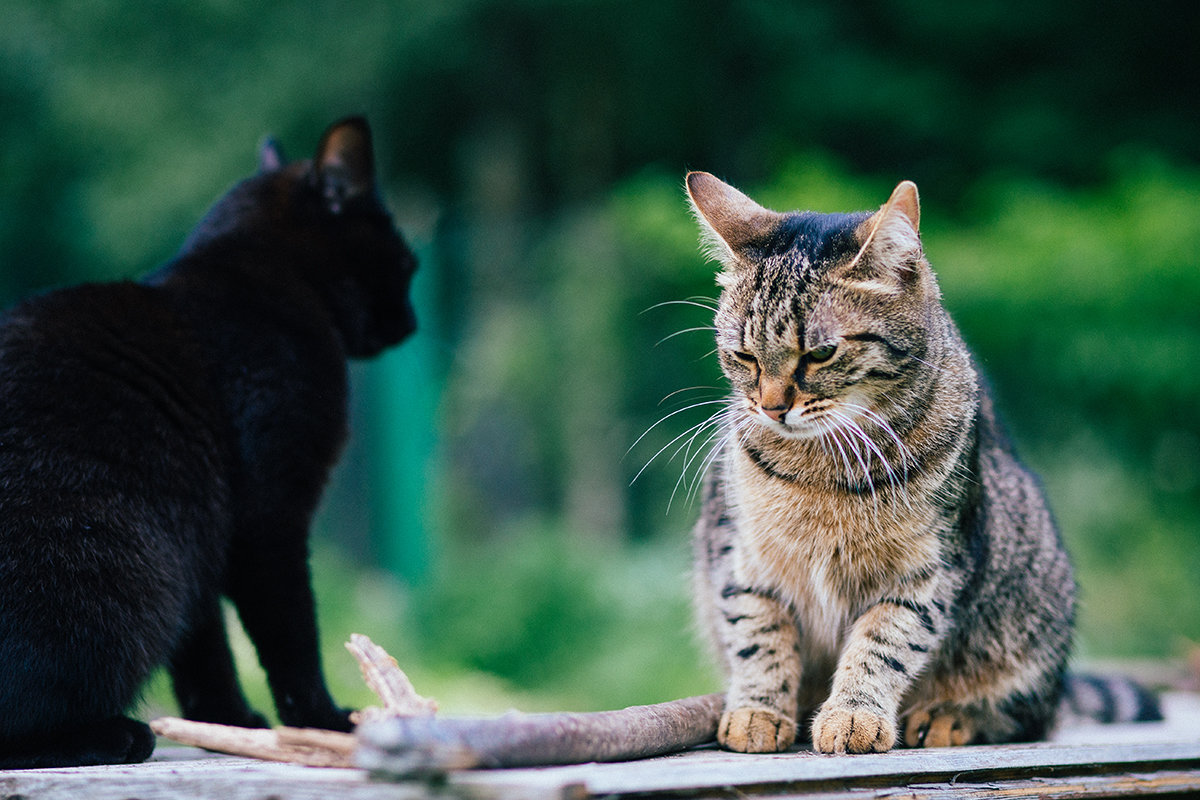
[109,716,158,764]
[307,706,355,733]
[279,705,355,732]
[0,717,156,769]
[56,716,155,767]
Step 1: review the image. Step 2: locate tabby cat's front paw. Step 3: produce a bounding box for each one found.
[812,705,895,754]
[718,707,796,753]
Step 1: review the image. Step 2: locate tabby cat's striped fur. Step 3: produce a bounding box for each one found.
[687,173,1077,753]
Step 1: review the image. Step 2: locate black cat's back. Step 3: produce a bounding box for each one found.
[0,117,417,768]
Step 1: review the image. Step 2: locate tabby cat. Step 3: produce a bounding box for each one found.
[0,117,417,768]
[686,172,1152,754]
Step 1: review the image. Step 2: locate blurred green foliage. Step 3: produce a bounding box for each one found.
[3,0,1198,715]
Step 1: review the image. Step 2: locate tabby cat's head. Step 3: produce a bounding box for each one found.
[687,172,945,440]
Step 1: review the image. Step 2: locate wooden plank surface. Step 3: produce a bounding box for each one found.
[8,740,1200,800]
[2,692,1198,799]
[456,740,1200,796]
[0,745,1194,800]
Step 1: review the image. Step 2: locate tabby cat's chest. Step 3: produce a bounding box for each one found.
[726,443,942,649]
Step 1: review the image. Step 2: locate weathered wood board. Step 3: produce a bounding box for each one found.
[3,693,1199,800]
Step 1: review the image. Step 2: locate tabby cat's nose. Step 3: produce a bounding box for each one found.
[761,404,790,423]
[758,377,794,423]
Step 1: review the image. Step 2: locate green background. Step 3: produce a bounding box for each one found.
[1,0,1196,717]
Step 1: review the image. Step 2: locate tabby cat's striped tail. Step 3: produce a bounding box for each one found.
[1059,673,1163,725]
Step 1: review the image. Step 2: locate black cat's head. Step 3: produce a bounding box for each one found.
[182,117,418,358]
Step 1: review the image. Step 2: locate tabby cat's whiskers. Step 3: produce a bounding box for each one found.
[642,297,720,314]
[841,402,915,475]
[627,398,727,458]
[655,326,718,347]
[658,385,725,404]
[822,417,868,495]
[674,404,748,511]
[629,399,730,484]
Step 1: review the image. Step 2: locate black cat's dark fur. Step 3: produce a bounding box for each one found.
[0,117,417,769]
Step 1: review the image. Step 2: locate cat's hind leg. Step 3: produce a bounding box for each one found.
[0,716,155,769]
[0,552,176,767]
[900,666,1064,747]
[902,706,976,747]
[901,693,1057,747]
[0,650,158,768]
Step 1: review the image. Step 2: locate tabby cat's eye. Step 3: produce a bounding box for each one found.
[807,343,837,363]
[732,351,758,366]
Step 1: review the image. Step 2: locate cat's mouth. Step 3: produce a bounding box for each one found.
[762,415,822,441]
[747,397,863,442]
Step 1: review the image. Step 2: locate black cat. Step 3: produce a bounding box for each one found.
[0,117,417,769]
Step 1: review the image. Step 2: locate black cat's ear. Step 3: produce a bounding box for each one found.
[313,116,376,214]
[844,180,924,287]
[686,172,784,284]
[258,137,286,173]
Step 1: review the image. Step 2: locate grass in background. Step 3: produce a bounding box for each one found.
[143,531,718,723]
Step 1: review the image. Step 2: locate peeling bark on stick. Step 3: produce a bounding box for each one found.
[356,693,724,776]
[346,633,437,723]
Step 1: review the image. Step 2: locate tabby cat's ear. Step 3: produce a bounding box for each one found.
[854,180,922,270]
[686,172,785,280]
[258,137,286,173]
[314,116,376,214]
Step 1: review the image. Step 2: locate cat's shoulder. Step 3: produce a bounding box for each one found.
[1,281,176,338]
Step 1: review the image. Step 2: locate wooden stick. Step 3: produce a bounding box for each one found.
[355,693,724,776]
[152,634,723,775]
[345,633,437,724]
[149,718,356,768]
[151,633,421,765]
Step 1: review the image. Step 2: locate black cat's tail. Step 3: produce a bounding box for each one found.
[1059,673,1163,725]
